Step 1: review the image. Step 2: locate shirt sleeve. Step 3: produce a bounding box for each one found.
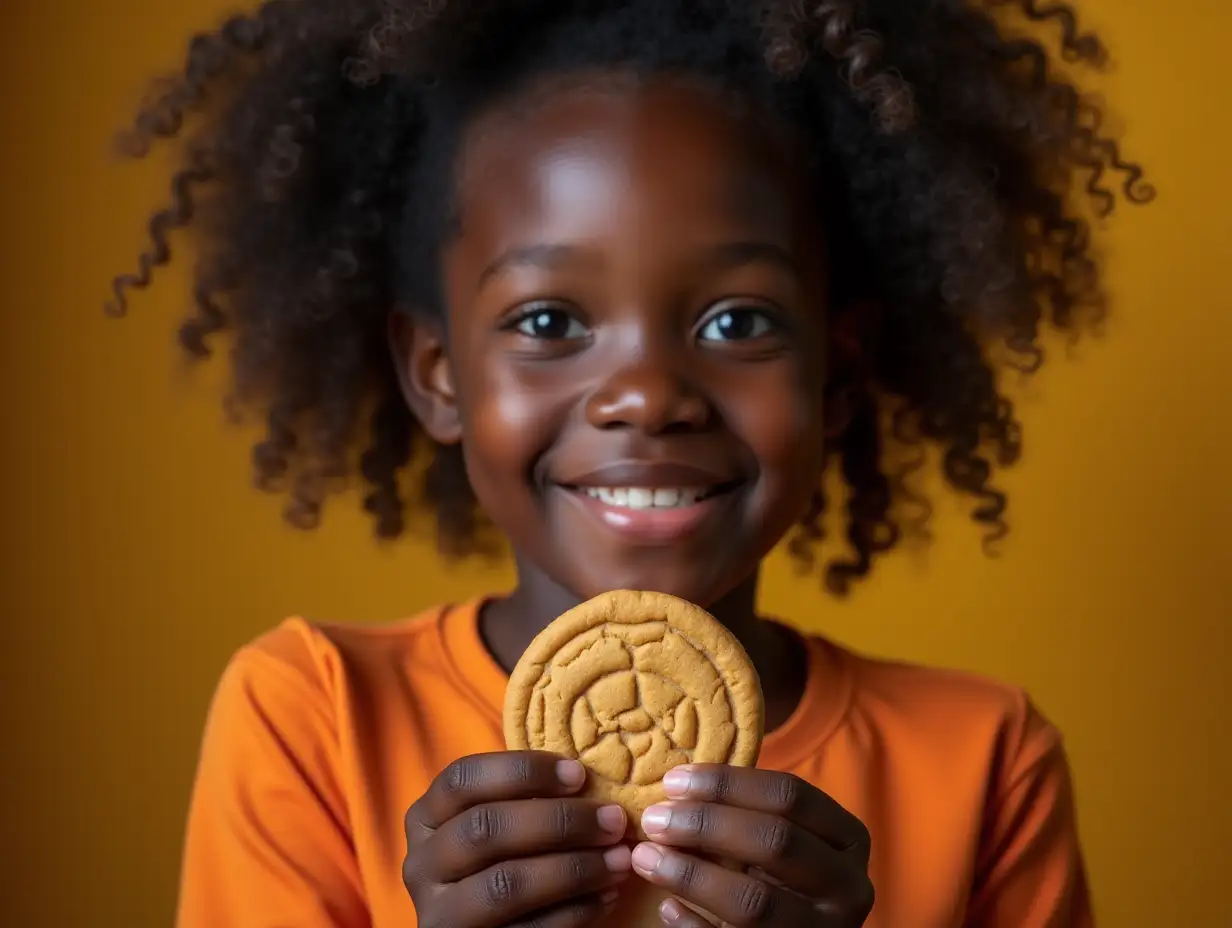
[966,707,1093,928]
[176,629,371,928]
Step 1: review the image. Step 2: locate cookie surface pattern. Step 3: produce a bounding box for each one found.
[504,590,764,836]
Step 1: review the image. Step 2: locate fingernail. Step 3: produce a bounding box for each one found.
[600,888,620,906]
[603,844,632,872]
[641,804,672,835]
[662,767,693,798]
[556,759,585,789]
[660,897,684,923]
[598,804,627,834]
[631,842,664,875]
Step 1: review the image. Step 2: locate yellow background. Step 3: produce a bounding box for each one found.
[1,0,1228,924]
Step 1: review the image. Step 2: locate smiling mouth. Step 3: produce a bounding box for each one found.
[566,483,739,509]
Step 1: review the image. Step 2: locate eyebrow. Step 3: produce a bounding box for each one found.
[698,240,801,278]
[476,238,801,288]
[478,244,599,287]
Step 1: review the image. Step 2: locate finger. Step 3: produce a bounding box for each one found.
[411,752,586,832]
[505,887,623,928]
[664,766,870,860]
[429,799,627,882]
[658,897,719,927]
[631,843,816,927]
[641,800,846,896]
[449,846,632,928]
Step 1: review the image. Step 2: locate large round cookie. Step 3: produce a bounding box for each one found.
[504,590,765,840]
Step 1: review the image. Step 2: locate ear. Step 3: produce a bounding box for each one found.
[823,301,876,440]
[388,309,463,446]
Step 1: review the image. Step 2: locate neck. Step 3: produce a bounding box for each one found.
[479,556,807,731]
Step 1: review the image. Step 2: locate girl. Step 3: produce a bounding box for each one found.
[111,1,1152,925]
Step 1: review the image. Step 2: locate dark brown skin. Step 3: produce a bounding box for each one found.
[398,79,872,927]
[402,753,634,928]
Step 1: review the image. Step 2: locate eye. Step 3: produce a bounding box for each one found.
[512,306,589,341]
[697,307,777,343]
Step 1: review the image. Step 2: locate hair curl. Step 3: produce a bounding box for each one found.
[108,0,1153,594]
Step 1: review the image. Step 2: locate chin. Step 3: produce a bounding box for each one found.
[564,562,739,609]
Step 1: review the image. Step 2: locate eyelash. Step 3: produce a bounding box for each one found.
[507,305,590,341]
[696,306,780,343]
[503,303,784,344]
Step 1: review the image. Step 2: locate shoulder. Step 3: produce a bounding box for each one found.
[794,639,1089,922]
[832,640,1063,777]
[206,605,453,739]
[227,604,449,686]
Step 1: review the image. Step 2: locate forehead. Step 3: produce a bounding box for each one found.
[450,77,811,247]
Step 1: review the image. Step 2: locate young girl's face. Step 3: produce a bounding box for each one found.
[404,76,834,607]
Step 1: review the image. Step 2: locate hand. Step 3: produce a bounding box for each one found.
[630,765,874,927]
[402,751,633,928]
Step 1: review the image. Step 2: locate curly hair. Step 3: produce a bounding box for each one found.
[108,0,1152,595]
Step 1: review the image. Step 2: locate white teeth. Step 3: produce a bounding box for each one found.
[595,487,627,506]
[583,487,706,509]
[627,488,653,509]
[652,488,680,507]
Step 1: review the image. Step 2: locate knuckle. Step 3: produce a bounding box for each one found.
[767,773,803,815]
[567,898,597,919]
[556,898,599,926]
[854,819,873,852]
[444,757,481,795]
[482,865,522,908]
[563,851,592,884]
[461,805,502,846]
[549,800,578,842]
[853,877,876,918]
[677,804,709,837]
[401,854,419,892]
[707,767,733,802]
[755,817,793,859]
[510,901,588,928]
[734,879,776,923]
[675,854,703,890]
[401,847,434,894]
[403,802,420,836]
[508,751,534,785]
[819,874,876,926]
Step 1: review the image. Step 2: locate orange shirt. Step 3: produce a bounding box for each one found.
[177,600,1091,927]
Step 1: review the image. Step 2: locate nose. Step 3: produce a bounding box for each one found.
[585,355,713,435]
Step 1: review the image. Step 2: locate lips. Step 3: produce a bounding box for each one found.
[554,460,744,545]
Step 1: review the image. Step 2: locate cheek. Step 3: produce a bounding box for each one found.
[761,360,824,447]
[457,359,565,503]
[469,376,544,440]
[730,364,826,494]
